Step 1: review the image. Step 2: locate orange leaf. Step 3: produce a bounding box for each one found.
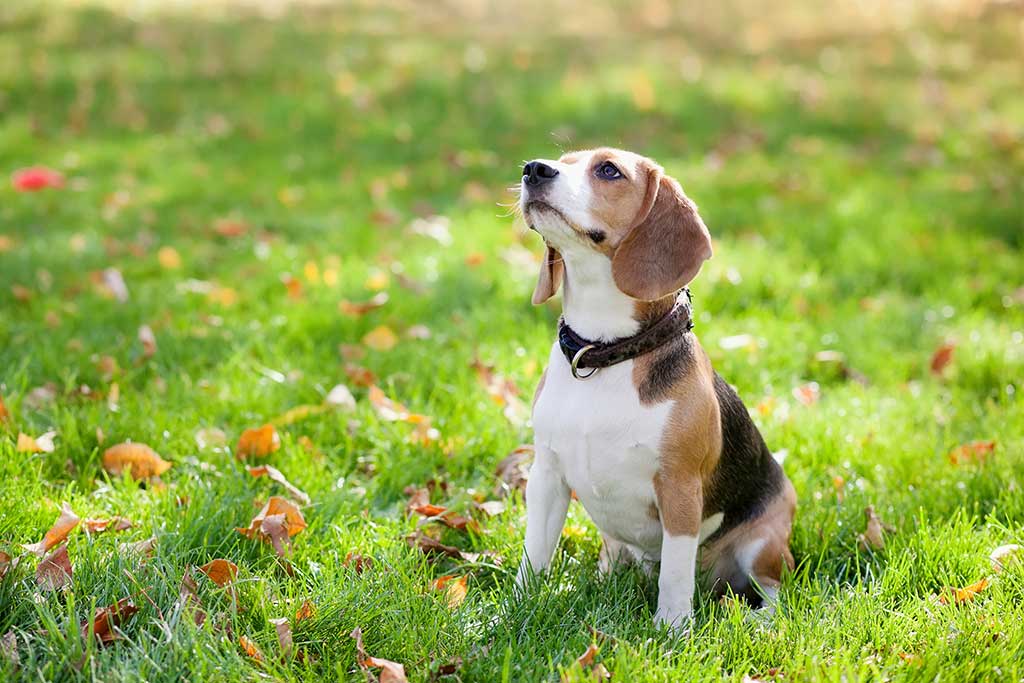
[345,364,377,387]
[368,385,411,421]
[432,574,468,608]
[294,600,316,623]
[247,465,311,505]
[36,543,72,591]
[948,440,996,466]
[157,246,181,269]
[930,342,956,375]
[792,382,820,406]
[102,442,171,479]
[199,559,238,586]
[236,496,307,556]
[351,627,408,683]
[940,577,990,604]
[239,635,264,663]
[17,431,57,453]
[411,503,448,517]
[344,552,373,574]
[82,598,138,645]
[339,292,389,317]
[363,325,398,351]
[0,393,9,423]
[236,424,281,459]
[82,517,132,535]
[23,503,80,556]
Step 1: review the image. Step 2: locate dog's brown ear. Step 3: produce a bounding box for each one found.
[532,245,564,305]
[611,166,712,301]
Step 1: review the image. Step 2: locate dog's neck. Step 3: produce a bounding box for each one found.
[560,250,676,343]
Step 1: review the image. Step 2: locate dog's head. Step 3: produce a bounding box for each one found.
[520,148,712,304]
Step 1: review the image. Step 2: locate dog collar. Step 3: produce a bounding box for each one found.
[558,289,694,380]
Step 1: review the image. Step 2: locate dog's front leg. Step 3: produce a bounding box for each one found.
[515,446,571,588]
[653,475,702,629]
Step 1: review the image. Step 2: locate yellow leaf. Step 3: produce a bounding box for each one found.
[363,325,398,351]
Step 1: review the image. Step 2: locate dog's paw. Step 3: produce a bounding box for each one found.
[653,604,693,633]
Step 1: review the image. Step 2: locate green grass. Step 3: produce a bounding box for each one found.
[1,0,1023,680]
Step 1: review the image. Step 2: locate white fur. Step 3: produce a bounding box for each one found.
[655,534,699,628]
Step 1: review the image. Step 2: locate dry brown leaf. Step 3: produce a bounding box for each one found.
[269,617,293,658]
[857,505,886,551]
[0,551,16,580]
[199,559,239,586]
[237,496,307,557]
[120,536,157,558]
[137,325,157,358]
[0,631,17,670]
[363,325,398,351]
[0,393,9,423]
[16,431,57,454]
[247,465,311,506]
[271,404,328,427]
[343,552,373,574]
[345,364,377,387]
[431,574,468,608]
[930,342,956,375]
[36,543,72,591]
[82,598,138,645]
[23,503,79,556]
[949,440,996,466]
[990,544,1022,573]
[470,359,528,425]
[239,635,264,663]
[495,445,534,497]
[475,500,506,517]
[351,627,409,683]
[405,531,464,560]
[940,577,990,604]
[339,292,389,317]
[338,344,367,361]
[82,517,132,535]
[102,442,172,479]
[236,424,281,459]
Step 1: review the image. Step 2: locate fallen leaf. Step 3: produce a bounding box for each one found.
[214,218,249,238]
[857,505,886,551]
[247,465,311,505]
[351,627,408,683]
[294,600,315,623]
[338,344,367,361]
[102,442,171,479]
[199,559,238,586]
[344,552,373,574]
[237,497,307,557]
[339,292,389,316]
[325,384,356,411]
[271,404,328,426]
[195,427,227,450]
[364,270,390,290]
[157,246,182,269]
[345,364,376,387]
[431,574,468,608]
[82,598,138,645]
[405,531,464,560]
[930,342,956,375]
[16,431,57,454]
[100,268,130,303]
[949,440,996,466]
[0,393,9,423]
[940,577,989,604]
[576,643,599,668]
[471,359,527,425]
[239,635,264,663]
[495,445,534,497]
[369,386,415,421]
[363,325,398,351]
[990,544,1022,573]
[12,166,64,192]
[0,551,16,580]
[138,325,157,358]
[269,617,293,658]
[82,517,132,535]
[282,274,303,300]
[23,503,79,556]
[236,424,281,459]
[792,382,820,406]
[36,543,72,590]
[475,500,506,516]
[120,536,157,558]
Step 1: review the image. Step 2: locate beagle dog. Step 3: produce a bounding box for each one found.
[515,148,796,629]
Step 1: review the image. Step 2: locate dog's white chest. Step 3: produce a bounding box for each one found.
[533,342,673,554]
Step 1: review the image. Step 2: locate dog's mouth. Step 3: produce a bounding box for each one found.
[524,199,581,236]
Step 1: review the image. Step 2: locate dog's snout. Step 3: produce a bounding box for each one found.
[523,161,559,186]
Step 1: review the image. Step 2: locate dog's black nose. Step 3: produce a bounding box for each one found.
[523,161,559,186]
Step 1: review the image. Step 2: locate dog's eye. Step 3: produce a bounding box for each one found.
[595,161,622,180]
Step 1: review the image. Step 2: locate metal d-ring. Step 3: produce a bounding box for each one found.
[570,344,598,380]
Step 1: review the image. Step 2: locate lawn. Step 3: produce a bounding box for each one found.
[1,0,1023,680]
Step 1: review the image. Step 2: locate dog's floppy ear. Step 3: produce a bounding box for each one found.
[611,165,712,301]
[532,245,564,305]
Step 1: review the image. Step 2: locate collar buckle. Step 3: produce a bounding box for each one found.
[570,344,599,380]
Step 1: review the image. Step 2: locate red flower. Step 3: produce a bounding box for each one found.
[11,166,64,192]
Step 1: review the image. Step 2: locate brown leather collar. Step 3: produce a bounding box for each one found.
[558,289,694,378]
